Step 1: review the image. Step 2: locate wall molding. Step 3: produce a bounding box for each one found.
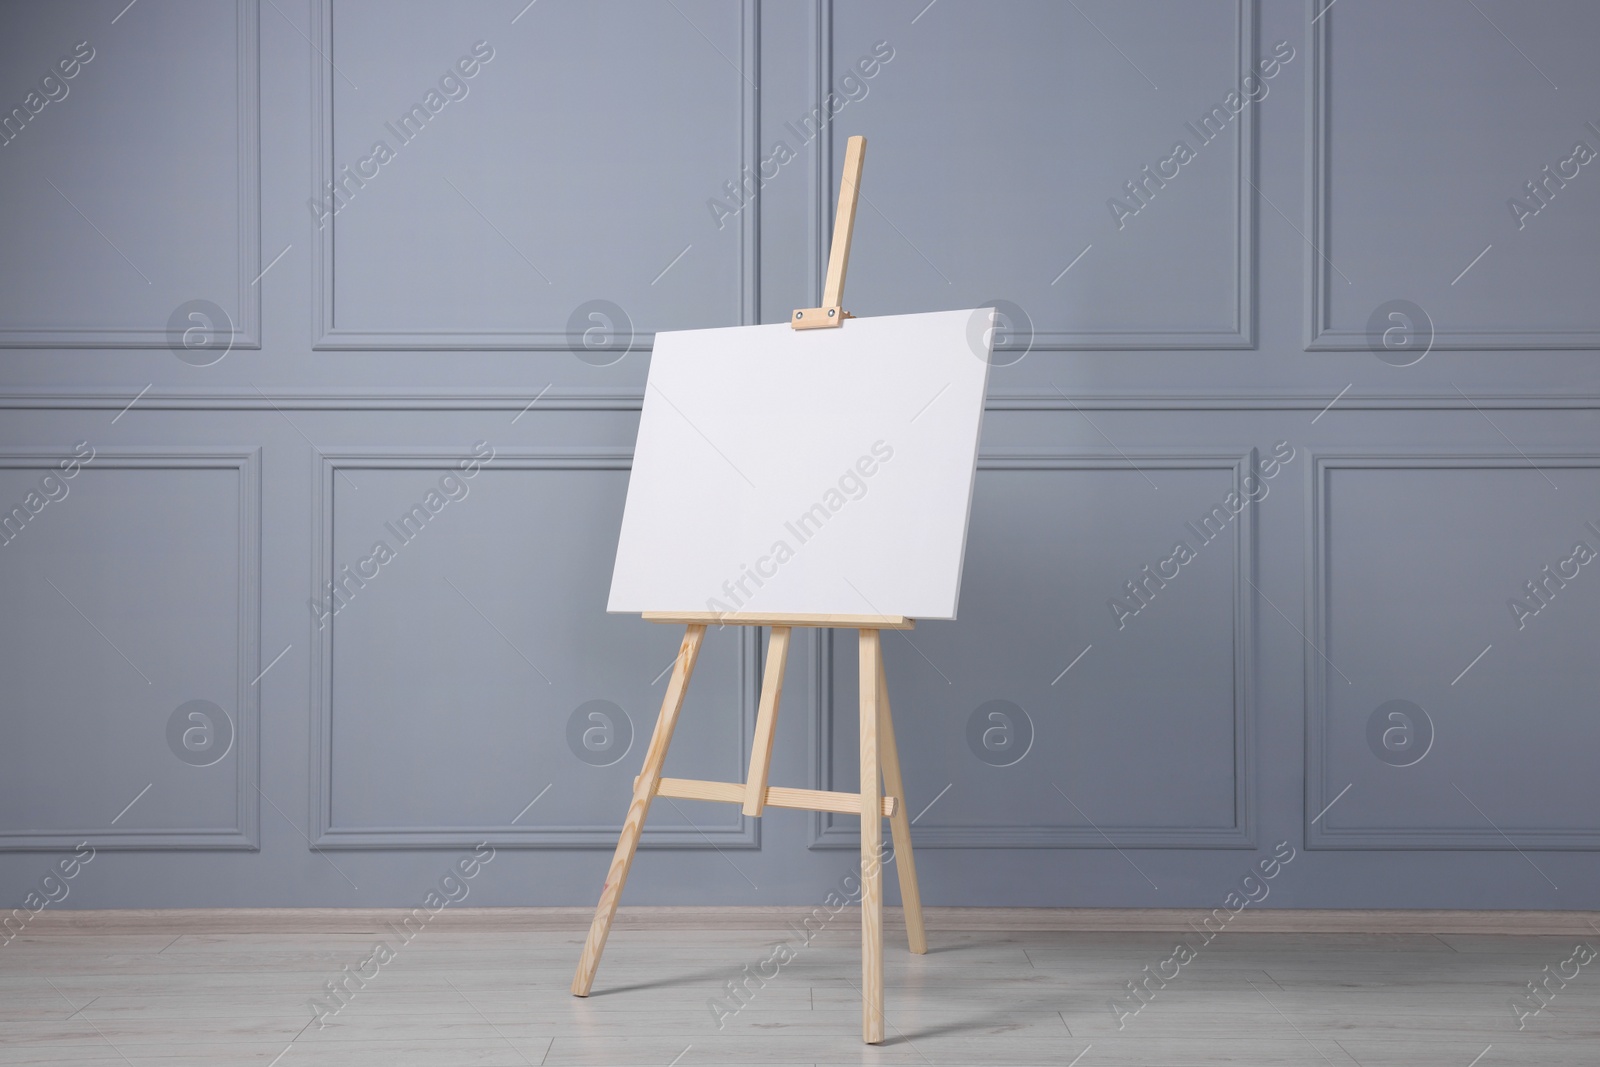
[308,447,759,849]
[0,1,261,350]
[310,0,760,350]
[0,448,260,851]
[1305,448,1600,848]
[809,448,1258,849]
[814,0,1256,350]
[1303,5,1600,350]
[23,906,1600,935]
[11,386,1600,412]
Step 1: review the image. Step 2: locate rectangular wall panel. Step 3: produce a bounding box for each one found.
[312,0,758,349]
[1307,452,1600,847]
[826,0,1256,349]
[311,448,757,848]
[1306,0,1600,349]
[813,451,1257,848]
[0,449,259,849]
[0,0,259,349]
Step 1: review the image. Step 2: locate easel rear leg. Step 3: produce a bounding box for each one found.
[875,650,927,954]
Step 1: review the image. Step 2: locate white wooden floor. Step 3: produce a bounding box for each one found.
[3,909,1598,1065]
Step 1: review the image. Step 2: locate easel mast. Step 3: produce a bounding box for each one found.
[791,134,865,329]
[571,136,924,1046]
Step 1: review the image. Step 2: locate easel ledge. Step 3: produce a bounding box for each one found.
[641,610,913,630]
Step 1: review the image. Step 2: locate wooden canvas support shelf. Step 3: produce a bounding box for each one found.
[573,137,928,1045]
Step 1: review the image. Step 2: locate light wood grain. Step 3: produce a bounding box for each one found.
[570,623,705,997]
[857,627,884,1043]
[8,918,1600,1065]
[640,611,913,629]
[874,647,927,956]
[790,134,866,331]
[789,304,850,329]
[742,626,790,815]
[650,775,895,817]
[822,136,865,309]
[575,616,910,1043]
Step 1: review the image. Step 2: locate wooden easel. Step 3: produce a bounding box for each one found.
[571,137,925,1045]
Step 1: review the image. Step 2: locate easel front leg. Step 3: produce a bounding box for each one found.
[857,628,885,1044]
[875,651,927,954]
[571,624,706,997]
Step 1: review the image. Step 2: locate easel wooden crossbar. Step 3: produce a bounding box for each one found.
[572,138,926,1045]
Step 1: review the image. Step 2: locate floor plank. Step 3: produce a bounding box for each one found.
[3,915,1596,1064]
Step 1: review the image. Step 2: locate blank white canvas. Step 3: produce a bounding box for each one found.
[608,307,994,620]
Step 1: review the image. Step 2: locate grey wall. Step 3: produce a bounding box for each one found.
[2,0,1597,910]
